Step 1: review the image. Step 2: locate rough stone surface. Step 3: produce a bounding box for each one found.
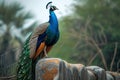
[35,58,120,80]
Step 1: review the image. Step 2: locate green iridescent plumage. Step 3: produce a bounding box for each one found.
[17,34,46,80]
[17,36,32,80]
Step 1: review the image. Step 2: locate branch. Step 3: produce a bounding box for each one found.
[87,53,98,66]
[0,75,16,79]
[110,42,118,71]
[117,59,120,72]
[89,37,108,70]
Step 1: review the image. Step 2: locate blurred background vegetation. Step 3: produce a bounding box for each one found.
[50,0,120,72]
[0,0,38,76]
[0,0,120,77]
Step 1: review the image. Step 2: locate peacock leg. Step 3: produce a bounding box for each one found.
[44,46,48,57]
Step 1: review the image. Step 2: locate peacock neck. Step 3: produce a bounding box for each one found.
[49,11,58,30]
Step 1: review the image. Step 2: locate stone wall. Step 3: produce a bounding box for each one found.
[36,58,120,80]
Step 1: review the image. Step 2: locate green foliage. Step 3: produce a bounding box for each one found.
[0,1,37,76]
[75,0,120,71]
[0,0,37,55]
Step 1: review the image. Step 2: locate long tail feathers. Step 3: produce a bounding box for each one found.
[17,35,46,80]
[17,36,32,80]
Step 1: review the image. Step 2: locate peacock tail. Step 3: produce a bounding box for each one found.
[17,35,32,80]
[17,34,45,80]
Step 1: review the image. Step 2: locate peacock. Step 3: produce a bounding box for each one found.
[17,2,59,80]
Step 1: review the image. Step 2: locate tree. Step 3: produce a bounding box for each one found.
[0,1,38,76]
[0,1,37,55]
[61,0,120,71]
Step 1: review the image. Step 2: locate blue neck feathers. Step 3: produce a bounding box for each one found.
[49,11,58,30]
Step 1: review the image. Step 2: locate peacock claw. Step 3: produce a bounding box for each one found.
[44,56,49,58]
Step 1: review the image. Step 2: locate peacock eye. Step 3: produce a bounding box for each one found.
[51,7,54,10]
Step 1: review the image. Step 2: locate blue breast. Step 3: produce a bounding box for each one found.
[45,11,59,46]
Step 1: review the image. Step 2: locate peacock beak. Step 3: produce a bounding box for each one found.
[55,7,59,10]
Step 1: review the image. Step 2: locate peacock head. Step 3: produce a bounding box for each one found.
[46,2,58,11]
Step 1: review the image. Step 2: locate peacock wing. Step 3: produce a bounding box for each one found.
[29,22,49,58]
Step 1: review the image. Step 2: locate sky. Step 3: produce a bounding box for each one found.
[6,0,73,23]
